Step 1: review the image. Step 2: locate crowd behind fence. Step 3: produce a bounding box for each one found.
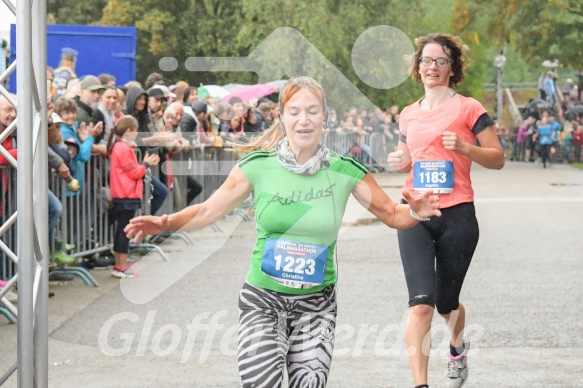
[3,123,576,283]
[0,132,398,283]
[499,124,582,164]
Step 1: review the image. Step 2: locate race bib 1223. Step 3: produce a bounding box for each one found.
[261,238,328,289]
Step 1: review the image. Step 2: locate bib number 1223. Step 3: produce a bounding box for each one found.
[261,238,328,289]
[273,254,316,275]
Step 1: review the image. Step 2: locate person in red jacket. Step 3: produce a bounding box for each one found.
[0,95,18,220]
[107,115,160,278]
[0,95,18,165]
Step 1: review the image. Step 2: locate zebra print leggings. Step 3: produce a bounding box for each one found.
[238,282,338,388]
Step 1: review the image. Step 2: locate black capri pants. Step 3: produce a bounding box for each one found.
[398,201,479,314]
[113,210,136,254]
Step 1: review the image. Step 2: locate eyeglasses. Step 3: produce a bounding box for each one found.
[419,57,450,67]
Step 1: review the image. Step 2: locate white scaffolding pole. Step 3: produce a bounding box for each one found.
[0,0,48,384]
[32,0,49,384]
[15,0,34,383]
[16,0,35,384]
[7,0,49,385]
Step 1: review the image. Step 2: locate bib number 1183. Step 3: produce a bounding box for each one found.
[413,160,454,194]
[418,171,447,184]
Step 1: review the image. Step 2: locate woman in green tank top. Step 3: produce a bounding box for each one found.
[125,76,441,387]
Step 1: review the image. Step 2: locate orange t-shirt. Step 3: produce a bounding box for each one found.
[399,94,487,209]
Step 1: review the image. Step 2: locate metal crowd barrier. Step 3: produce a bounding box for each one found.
[322,131,398,171]
[140,148,192,249]
[48,155,109,286]
[45,150,174,284]
[100,147,165,258]
[189,145,236,202]
[0,165,18,322]
[207,145,252,221]
[1,131,395,300]
[187,145,244,226]
[127,168,172,261]
[0,166,17,282]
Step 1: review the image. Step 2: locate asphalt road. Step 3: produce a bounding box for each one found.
[1,160,583,387]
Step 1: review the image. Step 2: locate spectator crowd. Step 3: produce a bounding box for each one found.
[1,65,581,285]
[500,69,583,166]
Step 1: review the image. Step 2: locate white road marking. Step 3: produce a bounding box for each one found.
[476,196,583,203]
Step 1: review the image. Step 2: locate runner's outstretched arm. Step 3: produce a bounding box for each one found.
[351,173,441,229]
[125,166,251,242]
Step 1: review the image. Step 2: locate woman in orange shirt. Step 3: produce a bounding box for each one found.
[388,33,505,388]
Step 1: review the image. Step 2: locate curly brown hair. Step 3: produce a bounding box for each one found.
[54,97,78,115]
[410,33,470,88]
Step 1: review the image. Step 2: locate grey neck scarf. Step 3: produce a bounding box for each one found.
[98,103,115,133]
[275,138,330,176]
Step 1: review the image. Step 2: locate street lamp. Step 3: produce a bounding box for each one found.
[493,53,506,123]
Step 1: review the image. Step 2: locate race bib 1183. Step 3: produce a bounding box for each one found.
[261,238,328,289]
[413,160,454,194]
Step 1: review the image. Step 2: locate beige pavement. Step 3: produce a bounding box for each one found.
[1,161,583,387]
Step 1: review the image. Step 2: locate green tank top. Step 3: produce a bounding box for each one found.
[238,149,367,295]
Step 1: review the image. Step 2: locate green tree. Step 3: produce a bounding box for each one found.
[238,0,460,110]
[47,0,107,25]
[49,0,549,112]
[101,0,245,85]
[455,0,583,69]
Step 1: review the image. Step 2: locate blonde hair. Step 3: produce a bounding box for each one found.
[163,106,176,116]
[124,80,142,89]
[231,76,327,153]
[116,88,126,106]
[65,78,81,99]
[175,80,189,89]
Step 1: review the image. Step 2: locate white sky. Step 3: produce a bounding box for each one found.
[1,2,16,45]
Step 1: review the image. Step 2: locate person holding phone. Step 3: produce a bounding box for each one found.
[123,86,172,215]
[107,116,160,277]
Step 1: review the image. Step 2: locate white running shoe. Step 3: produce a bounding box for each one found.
[445,337,470,388]
[111,266,138,278]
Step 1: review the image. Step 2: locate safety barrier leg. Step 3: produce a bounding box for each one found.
[129,243,171,262]
[0,307,17,323]
[0,277,18,323]
[48,267,100,287]
[0,362,17,385]
[0,297,17,320]
[228,209,251,221]
[150,232,194,245]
